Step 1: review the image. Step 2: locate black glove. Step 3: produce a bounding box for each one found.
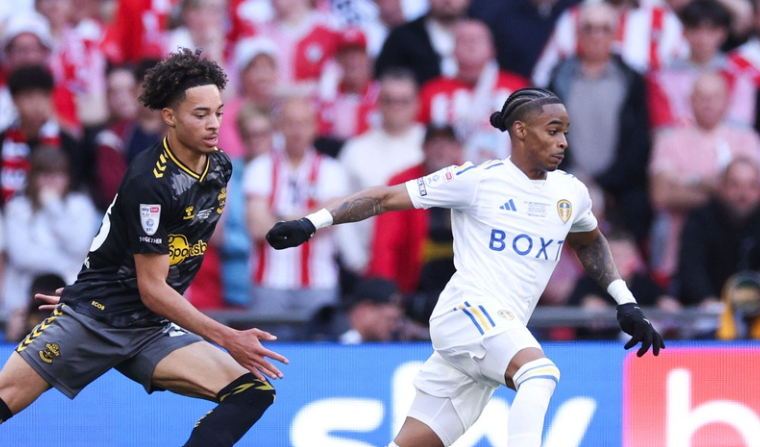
[616,303,665,357]
[266,218,317,250]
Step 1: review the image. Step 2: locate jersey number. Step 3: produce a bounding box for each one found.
[90,194,117,252]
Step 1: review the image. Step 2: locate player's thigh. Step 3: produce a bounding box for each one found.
[394,416,445,447]
[151,340,249,400]
[412,352,495,445]
[0,352,52,414]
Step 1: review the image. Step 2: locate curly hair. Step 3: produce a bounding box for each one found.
[489,87,562,134]
[138,48,227,110]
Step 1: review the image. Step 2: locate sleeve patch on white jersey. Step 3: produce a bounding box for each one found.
[423,162,474,189]
[140,204,161,235]
[417,177,427,196]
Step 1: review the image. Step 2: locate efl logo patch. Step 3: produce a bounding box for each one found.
[140,204,161,236]
[417,178,427,196]
[624,348,760,447]
[424,165,461,189]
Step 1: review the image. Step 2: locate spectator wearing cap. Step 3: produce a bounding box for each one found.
[307,276,406,343]
[0,12,54,133]
[335,68,424,275]
[316,27,379,144]
[417,19,529,165]
[216,36,280,159]
[367,123,463,300]
[339,277,404,344]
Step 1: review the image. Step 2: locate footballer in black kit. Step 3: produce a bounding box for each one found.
[0,48,288,447]
[63,137,231,328]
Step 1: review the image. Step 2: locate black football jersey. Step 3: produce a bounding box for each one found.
[61,137,232,327]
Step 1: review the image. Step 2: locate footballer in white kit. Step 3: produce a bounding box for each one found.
[404,157,597,430]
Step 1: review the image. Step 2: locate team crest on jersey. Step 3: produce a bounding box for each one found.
[557,200,572,223]
[140,204,161,235]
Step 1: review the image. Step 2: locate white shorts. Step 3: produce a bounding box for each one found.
[410,300,541,442]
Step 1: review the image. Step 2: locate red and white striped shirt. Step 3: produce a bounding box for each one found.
[418,63,529,162]
[243,149,348,289]
[532,3,686,87]
[727,38,760,87]
[317,81,380,140]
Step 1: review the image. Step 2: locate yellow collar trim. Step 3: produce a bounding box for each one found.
[162,138,211,182]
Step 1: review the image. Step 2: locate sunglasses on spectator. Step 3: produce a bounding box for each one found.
[580,23,615,34]
[380,96,416,106]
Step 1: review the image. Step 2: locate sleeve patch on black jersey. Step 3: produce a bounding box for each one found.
[140,204,161,235]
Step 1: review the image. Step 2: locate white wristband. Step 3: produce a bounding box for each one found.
[305,208,333,230]
[607,279,637,305]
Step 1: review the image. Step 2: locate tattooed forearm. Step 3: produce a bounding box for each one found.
[573,233,621,289]
[331,196,384,224]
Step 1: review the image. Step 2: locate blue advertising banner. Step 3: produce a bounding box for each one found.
[1,341,744,447]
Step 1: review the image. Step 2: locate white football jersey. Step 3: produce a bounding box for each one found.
[405,158,598,325]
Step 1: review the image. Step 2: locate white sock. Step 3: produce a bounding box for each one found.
[508,359,560,447]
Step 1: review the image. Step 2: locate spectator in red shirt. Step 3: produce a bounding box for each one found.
[367,123,463,299]
[417,19,529,164]
[317,27,379,144]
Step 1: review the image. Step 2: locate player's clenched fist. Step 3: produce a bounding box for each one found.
[616,303,665,357]
[266,218,317,249]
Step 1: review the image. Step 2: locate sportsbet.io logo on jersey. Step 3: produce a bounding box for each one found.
[168,234,207,265]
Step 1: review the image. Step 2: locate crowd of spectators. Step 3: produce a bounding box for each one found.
[2,0,760,342]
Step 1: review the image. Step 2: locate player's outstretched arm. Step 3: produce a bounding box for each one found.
[266,183,413,250]
[135,253,289,380]
[566,228,665,357]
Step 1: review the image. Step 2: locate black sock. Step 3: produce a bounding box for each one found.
[183,373,276,447]
[0,396,12,425]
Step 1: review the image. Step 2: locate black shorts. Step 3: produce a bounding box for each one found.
[16,304,202,398]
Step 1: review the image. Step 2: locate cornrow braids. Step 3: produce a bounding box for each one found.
[489,87,562,133]
[138,47,228,110]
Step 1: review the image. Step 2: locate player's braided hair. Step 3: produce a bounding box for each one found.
[138,47,227,110]
[489,87,562,133]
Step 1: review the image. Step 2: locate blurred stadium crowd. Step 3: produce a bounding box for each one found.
[1,0,760,343]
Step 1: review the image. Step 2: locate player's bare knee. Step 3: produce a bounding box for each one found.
[512,358,560,392]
